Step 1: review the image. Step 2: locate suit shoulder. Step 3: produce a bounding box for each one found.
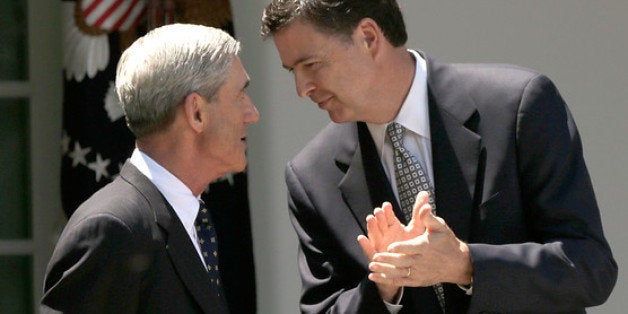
[289,122,357,169]
[68,177,154,231]
[447,62,560,109]
[452,62,544,86]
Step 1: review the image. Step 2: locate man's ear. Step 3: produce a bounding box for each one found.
[183,92,204,133]
[355,18,383,59]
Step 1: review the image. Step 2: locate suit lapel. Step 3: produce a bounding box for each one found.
[161,214,229,313]
[424,53,481,242]
[357,122,405,221]
[335,53,482,242]
[119,162,229,313]
[337,123,400,233]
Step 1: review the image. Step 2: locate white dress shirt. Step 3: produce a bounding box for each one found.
[129,148,207,267]
[367,49,433,207]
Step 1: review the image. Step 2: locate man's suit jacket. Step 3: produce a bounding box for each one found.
[41,162,229,313]
[285,53,617,313]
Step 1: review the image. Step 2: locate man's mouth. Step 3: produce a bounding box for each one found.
[317,97,332,109]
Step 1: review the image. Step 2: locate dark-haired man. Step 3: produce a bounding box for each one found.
[261,0,616,313]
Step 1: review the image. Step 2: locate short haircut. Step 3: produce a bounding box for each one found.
[116,24,241,138]
[261,0,407,47]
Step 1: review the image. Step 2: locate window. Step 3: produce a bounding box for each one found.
[0,0,64,312]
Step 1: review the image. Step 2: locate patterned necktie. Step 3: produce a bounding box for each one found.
[387,122,445,313]
[195,200,223,296]
[387,122,436,220]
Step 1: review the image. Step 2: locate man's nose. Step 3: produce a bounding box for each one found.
[244,94,260,124]
[295,71,314,98]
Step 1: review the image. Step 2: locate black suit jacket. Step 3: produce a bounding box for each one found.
[284,53,617,313]
[41,162,230,313]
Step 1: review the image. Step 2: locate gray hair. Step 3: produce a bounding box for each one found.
[116,24,241,138]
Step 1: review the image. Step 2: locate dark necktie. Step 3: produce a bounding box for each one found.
[387,122,445,313]
[195,200,223,296]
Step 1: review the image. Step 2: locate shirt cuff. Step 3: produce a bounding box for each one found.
[457,278,473,295]
[383,287,404,313]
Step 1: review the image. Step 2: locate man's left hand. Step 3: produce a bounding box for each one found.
[367,197,473,287]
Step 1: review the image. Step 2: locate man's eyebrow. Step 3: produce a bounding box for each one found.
[282,55,314,72]
[242,79,250,90]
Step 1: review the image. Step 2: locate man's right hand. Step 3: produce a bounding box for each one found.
[357,192,431,302]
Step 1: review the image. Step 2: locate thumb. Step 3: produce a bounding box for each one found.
[418,201,446,233]
[411,191,430,223]
[406,191,429,232]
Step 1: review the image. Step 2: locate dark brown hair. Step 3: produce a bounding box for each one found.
[261,0,408,47]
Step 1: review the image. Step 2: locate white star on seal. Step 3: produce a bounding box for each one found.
[87,153,111,182]
[68,142,91,167]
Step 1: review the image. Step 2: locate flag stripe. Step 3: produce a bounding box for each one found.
[92,0,126,29]
[82,0,102,17]
[83,0,146,31]
[101,0,134,30]
[112,0,144,31]
[84,0,111,25]
[84,0,121,25]
[117,1,147,31]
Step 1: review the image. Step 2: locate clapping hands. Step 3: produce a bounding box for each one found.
[357,191,473,301]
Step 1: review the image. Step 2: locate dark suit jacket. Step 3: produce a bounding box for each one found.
[41,162,230,313]
[284,52,617,313]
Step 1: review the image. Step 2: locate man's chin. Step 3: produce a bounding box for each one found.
[222,158,247,176]
[235,159,248,173]
[328,111,348,124]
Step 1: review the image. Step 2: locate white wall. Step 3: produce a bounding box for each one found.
[232,0,628,313]
[230,2,326,313]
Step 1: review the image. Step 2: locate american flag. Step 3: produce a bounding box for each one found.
[80,0,147,31]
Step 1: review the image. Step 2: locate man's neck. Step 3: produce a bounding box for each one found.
[372,47,416,124]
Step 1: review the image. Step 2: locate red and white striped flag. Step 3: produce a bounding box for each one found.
[80,0,147,31]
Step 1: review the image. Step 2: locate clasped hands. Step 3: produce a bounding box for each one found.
[357,191,473,302]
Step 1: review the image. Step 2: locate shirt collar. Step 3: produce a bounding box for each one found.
[130,148,200,233]
[367,49,430,153]
[396,49,429,139]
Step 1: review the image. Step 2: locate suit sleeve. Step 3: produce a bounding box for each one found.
[467,74,617,312]
[286,162,393,314]
[41,214,152,313]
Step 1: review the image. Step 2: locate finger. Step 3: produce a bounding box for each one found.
[369,261,413,278]
[365,214,382,247]
[372,252,418,268]
[367,272,396,286]
[357,235,376,260]
[382,202,401,227]
[387,235,425,254]
[373,206,387,233]
[418,202,446,234]
[370,274,433,288]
